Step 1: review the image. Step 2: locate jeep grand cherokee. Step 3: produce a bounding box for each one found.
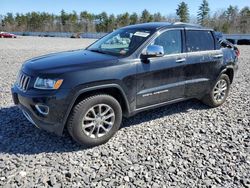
[11,22,239,146]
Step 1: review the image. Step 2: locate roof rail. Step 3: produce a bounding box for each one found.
[173,22,202,28]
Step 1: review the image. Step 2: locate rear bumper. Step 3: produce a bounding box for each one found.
[11,85,72,135]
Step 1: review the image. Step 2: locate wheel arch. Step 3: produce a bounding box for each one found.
[221,67,234,84]
[63,84,130,127]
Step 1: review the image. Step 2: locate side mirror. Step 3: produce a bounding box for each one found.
[141,45,164,59]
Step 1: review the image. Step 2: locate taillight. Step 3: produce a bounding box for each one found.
[234,47,240,57]
[235,49,240,57]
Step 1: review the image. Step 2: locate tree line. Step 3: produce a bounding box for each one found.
[175,1,250,34]
[0,0,249,34]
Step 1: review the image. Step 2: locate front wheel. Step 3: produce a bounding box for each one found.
[67,94,122,146]
[202,74,230,107]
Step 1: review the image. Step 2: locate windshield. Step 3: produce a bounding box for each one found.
[87,28,154,57]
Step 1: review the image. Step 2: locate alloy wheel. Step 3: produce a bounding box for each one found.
[82,104,115,138]
[213,79,228,103]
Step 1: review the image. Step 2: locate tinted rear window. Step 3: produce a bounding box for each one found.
[186,30,214,52]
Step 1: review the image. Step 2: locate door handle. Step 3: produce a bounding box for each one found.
[176,58,186,63]
[213,54,223,58]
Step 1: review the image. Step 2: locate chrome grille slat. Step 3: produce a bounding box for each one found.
[20,75,25,88]
[22,77,27,90]
[23,77,29,90]
[16,72,30,92]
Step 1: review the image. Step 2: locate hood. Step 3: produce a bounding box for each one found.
[22,49,118,75]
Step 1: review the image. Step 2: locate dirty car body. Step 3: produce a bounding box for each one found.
[11,22,238,145]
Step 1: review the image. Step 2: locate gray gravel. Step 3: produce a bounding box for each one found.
[0,36,249,187]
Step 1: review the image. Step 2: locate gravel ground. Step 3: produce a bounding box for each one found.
[0,36,249,187]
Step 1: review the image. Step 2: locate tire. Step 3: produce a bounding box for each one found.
[202,74,230,107]
[67,94,122,146]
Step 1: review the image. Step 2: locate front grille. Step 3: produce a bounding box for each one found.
[16,72,30,91]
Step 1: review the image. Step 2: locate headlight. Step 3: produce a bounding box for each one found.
[34,78,63,90]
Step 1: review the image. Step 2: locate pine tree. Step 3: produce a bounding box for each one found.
[130,13,138,25]
[140,9,153,23]
[153,12,164,22]
[239,7,250,33]
[226,5,238,22]
[176,2,189,22]
[197,0,210,26]
[60,9,68,26]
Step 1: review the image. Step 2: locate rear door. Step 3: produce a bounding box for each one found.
[184,29,223,97]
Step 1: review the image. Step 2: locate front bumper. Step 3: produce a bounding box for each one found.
[11,85,72,135]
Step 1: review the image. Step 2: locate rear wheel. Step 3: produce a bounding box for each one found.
[67,94,122,146]
[202,74,230,107]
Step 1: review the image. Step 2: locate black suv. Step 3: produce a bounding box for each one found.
[11,22,238,146]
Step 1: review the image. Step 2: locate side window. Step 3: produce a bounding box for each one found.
[186,30,215,52]
[152,30,182,55]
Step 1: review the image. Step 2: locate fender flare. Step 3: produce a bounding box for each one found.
[220,66,234,82]
[221,65,234,73]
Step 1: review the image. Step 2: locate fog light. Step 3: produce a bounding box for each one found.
[35,104,49,115]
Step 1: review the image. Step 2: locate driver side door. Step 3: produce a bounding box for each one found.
[136,29,187,109]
